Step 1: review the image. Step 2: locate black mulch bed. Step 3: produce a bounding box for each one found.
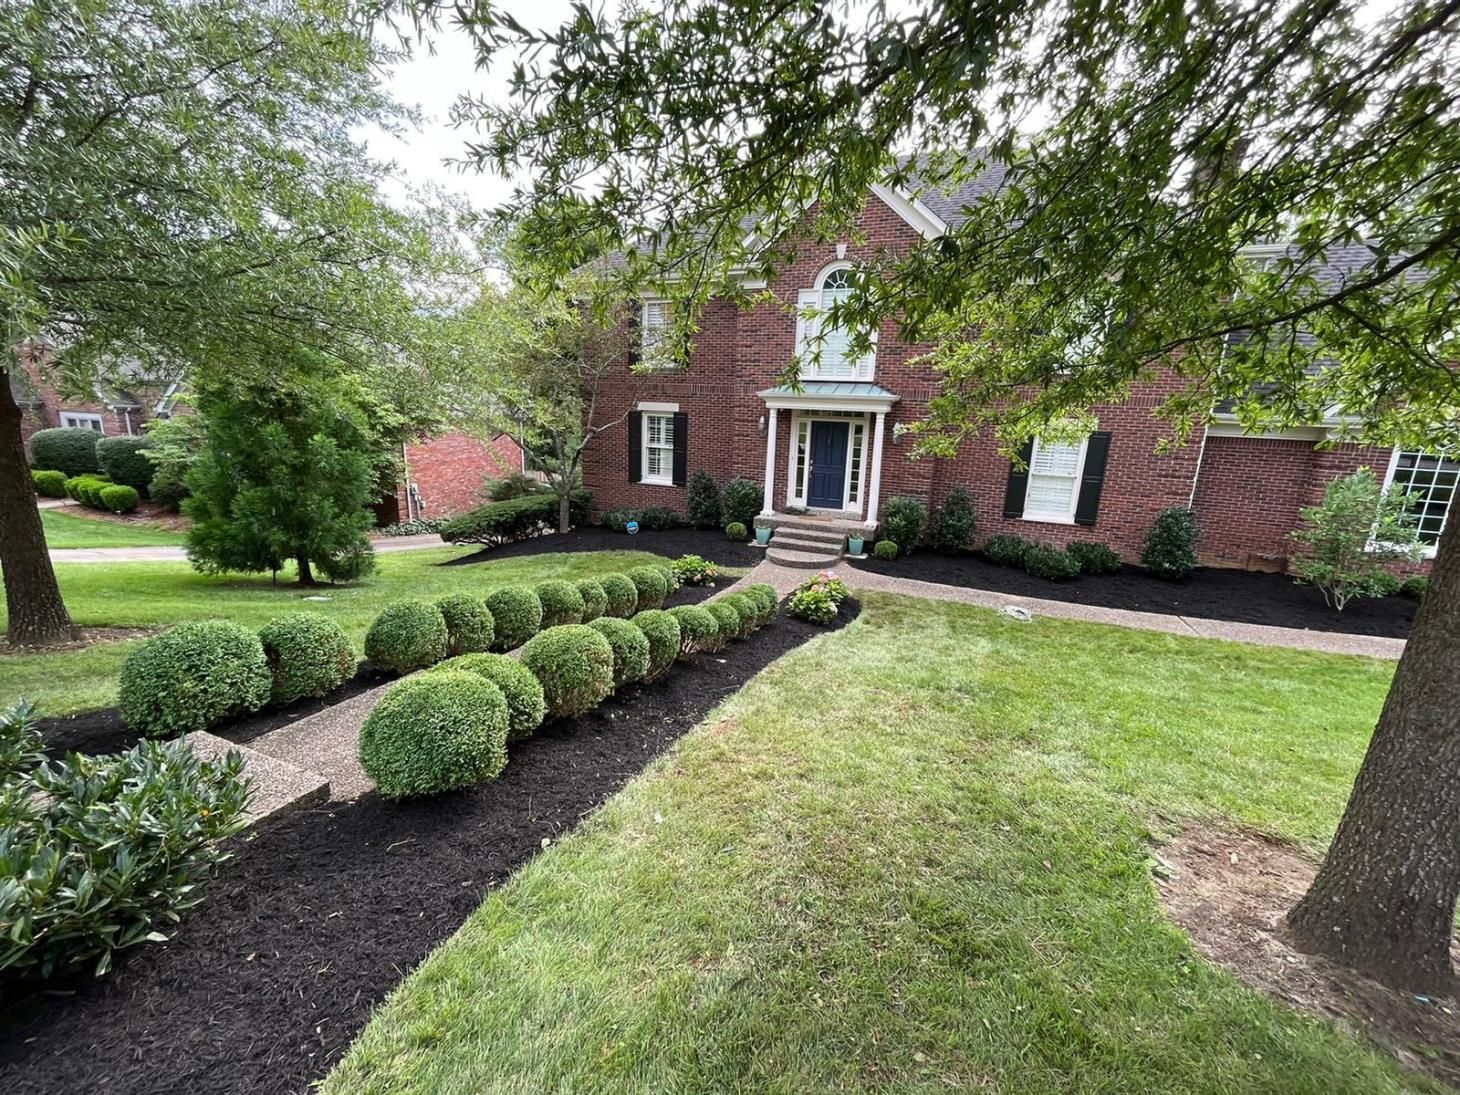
[0,599,860,1095]
[34,584,720,760]
[848,550,1415,639]
[441,524,765,569]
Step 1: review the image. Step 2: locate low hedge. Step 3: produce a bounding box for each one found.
[742,583,780,625]
[65,474,111,509]
[628,565,669,610]
[364,600,449,673]
[98,484,140,514]
[588,617,652,688]
[258,612,357,705]
[575,578,608,621]
[1025,544,1081,581]
[983,534,1035,568]
[96,436,155,492]
[669,605,720,656]
[436,653,546,740]
[30,426,99,477]
[630,609,680,680]
[535,579,586,627]
[723,593,760,639]
[599,573,639,618]
[30,469,67,497]
[436,592,495,656]
[706,600,742,643]
[1067,540,1122,575]
[119,620,271,737]
[484,586,543,651]
[358,671,509,798]
[438,490,591,548]
[520,624,616,718]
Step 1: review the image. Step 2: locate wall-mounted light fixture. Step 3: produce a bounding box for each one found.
[758,414,767,435]
[836,242,848,260]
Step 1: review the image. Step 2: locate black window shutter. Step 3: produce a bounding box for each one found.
[626,304,641,368]
[671,411,688,487]
[628,411,642,482]
[1002,439,1035,518]
[1074,431,1112,526]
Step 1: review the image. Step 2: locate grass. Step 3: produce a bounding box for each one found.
[323,592,1436,1095]
[39,507,186,548]
[1,548,683,715]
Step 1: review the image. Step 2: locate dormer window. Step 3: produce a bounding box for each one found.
[794,263,876,381]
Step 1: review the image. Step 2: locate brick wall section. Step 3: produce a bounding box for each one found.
[15,350,152,456]
[403,432,523,519]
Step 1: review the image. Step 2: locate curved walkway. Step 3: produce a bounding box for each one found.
[48,533,448,564]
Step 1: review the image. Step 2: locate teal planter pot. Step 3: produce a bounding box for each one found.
[755,526,771,546]
[847,535,865,555]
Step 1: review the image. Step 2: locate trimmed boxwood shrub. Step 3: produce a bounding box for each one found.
[119,620,271,737]
[484,586,544,651]
[364,600,449,673]
[31,469,67,497]
[706,600,742,643]
[742,583,780,625]
[723,593,759,638]
[983,534,1035,568]
[358,671,509,798]
[96,436,155,492]
[1024,544,1082,581]
[30,426,100,477]
[1401,575,1429,599]
[588,616,652,688]
[98,484,140,514]
[631,609,681,680]
[66,474,110,508]
[720,477,763,528]
[1141,506,1199,580]
[725,521,747,541]
[599,573,639,618]
[436,592,495,656]
[258,612,356,705]
[628,565,669,610]
[437,653,546,740]
[873,539,898,560]
[668,605,719,656]
[881,496,927,554]
[520,624,616,718]
[575,578,608,621]
[535,579,586,627]
[1067,540,1122,575]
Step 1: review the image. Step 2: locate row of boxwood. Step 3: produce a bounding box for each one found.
[358,583,783,799]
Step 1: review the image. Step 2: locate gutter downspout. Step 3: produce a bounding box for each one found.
[400,442,416,521]
[1188,422,1210,509]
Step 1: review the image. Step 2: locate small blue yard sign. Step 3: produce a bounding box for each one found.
[626,520,640,535]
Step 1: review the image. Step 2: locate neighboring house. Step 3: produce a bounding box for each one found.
[388,432,527,524]
[581,162,1452,570]
[11,343,181,448]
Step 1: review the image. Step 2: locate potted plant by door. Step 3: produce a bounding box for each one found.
[755,525,772,546]
[847,532,865,556]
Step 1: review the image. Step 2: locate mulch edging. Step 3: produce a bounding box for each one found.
[848,552,1416,639]
[0,600,860,1095]
[440,525,766,569]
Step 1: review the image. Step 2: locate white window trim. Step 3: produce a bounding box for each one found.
[639,298,677,370]
[60,412,105,433]
[640,412,675,487]
[1022,435,1090,525]
[794,263,877,383]
[1380,446,1452,560]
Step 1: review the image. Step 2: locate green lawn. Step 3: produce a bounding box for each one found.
[39,507,186,548]
[323,592,1434,1095]
[1,548,676,714]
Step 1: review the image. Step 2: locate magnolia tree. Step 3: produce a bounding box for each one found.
[425,0,1460,990]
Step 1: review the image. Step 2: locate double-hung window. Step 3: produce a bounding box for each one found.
[1024,436,1088,522]
[641,413,675,485]
[640,299,674,367]
[1385,449,1458,551]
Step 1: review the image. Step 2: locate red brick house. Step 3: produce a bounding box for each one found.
[11,344,181,448]
[581,164,1452,570]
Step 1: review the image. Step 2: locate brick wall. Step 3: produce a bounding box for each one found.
[403,432,523,519]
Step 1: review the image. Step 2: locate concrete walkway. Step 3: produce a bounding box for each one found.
[49,532,448,564]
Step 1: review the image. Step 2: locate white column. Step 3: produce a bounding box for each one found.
[761,406,778,516]
[866,411,887,524]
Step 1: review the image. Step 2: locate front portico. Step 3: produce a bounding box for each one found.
[757,382,899,524]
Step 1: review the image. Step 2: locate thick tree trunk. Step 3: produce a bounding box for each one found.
[1287,525,1460,993]
[296,554,317,586]
[0,369,77,646]
[558,490,570,534]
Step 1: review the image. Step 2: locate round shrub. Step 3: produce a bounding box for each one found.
[364,600,449,673]
[628,565,669,610]
[873,539,898,560]
[30,469,67,497]
[1141,506,1199,580]
[1024,544,1082,581]
[588,617,652,688]
[95,436,155,492]
[599,573,639,618]
[743,583,780,625]
[706,600,742,643]
[983,534,1035,568]
[1066,540,1122,575]
[723,593,759,638]
[484,586,544,651]
[668,605,719,656]
[66,474,110,508]
[631,609,681,680]
[535,579,586,627]
[119,620,271,737]
[98,484,140,514]
[30,426,100,477]
[437,653,546,740]
[258,612,357,704]
[725,521,747,541]
[358,671,508,798]
[1401,575,1429,599]
[575,578,608,621]
[520,624,615,718]
[436,592,495,656]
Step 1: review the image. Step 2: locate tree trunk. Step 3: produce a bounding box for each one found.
[558,490,570,534]
[296,554,317,586]
[1287,525,1460,993]
[0,369,77,646]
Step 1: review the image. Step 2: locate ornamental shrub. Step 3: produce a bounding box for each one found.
[672,553,718,586]
[575,578,608,621]
[1024,544,1082,581]
[520,625,616,718]
[30,469,67,497]
[983,534,1035,568]
[535,579,586,627]
[631,610,681,680]
[668,605,719,656]
[598,573,639,618]
[30,427,100,477]
[723,593,760,638]
[98,484,140,514]
[0,700,249,980]
[439,490,591,547]
[686,469,722,529]
[484,472,544,502]
[637,506,682,530]
[881,496,927,554]
[932,487,976,553]
[706,600,741,643]
[66,474,110,508]
[358,671,509,798]
[484,586,544,650]
[873,539,898,560]
[600,508,634,533]
[1289,468,1425,611]
[436,653,546,740]
[258,612,357,704]
[119,620,271,737]
[725,521,748,541]
[720,477,763,528]
[628,565,669,609]
[1401,575,1429,599]
[1370,570,1403,598]
[1066,540,1122,575]
[95,436,156,493]
[1140,506,1200,581]
[742,583,780,625]
[363,600,449,673]
[786,585,838,624]
[588,617,652,688]
[436,592,495,656]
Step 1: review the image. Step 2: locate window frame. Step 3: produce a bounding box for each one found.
[639,298,676,369]
[640,411,676,486]
[60,412,105,433]
[1381,446,1456,559]
[796,263,876,382]
[1022,434,1090,525]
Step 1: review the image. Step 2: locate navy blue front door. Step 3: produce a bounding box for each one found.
[808,421,850,508]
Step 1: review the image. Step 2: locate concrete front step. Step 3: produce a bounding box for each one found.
[766,545,841,569]
[184,731,330,826]
[766,521,853,544]
[770,532,848,554]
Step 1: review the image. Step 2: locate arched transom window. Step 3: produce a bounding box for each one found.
[795,264,875,381]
